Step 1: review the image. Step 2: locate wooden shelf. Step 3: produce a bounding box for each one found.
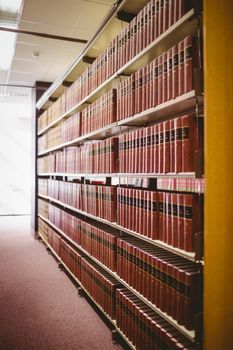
[38,194,200,262]
[38,215,197,342]
[38,172,197,179]
[37,9,197,136]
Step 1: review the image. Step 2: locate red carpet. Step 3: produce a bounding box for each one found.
[0,216,123,350]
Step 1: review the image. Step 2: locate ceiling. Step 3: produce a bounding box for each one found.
[0,0,115,92]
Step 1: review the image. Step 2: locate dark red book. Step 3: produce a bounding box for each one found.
[150,0,156,42]
[158,0,164,36]
[171,193,179,248]
[178,39,185,96]
[162,51,168,103]
[174,116,182,173]
[184,35,198,93]
[181,115,199,173]
[177,193,184,250]
[168,0,175,27]
[157,55,163,105]
[151,191,159,240]
[163,120,170,173]
[152,57,159,107]
[172,44,179,99]
[183,194,202,252]
[158,122,164,173]
[163,0,169,32]
[169,118,175,173]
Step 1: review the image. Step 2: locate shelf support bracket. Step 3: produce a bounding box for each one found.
[116,11,136,23]
[82,55,96,65]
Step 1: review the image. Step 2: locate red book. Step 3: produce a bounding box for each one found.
[157,55,163,105]
[168,0,175,27]
[158,0,164,36]
[177,193,184,250]
[158,122,164,173]
[172,44,179,99]
[141,66,147,112]
[169,118,175,173]
[184,36,198,93]
[166,192,172,245]
[146,1,152,46]
[181,115,201,173]
[174,0,179,24]
[171,193,179,248]
[150,0,156,42]
[163,120,170,173]
[183,194,202,252]
[158,192,164,241]
[155,123,159,173]
[150,124,156,173]
[162,51,168,103]
[130,73,135,117]
[163,0,169,32]
[151,191,159,240]
[174,116,182,173]
[152,57,159,107]
[178,39,185,96]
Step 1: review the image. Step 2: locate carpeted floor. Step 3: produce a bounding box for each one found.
[0,216,123,350]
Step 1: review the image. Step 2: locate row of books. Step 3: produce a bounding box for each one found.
[40,221,201,333]
[47,202,119,272]
[116,288,195,350]
[38,0,192,133]
[118,114,203,174]
[45,180,117,223]
[117,35,198,121]
[81,89,116,136]
[38,124,61,153]
[46,226,120,320]
[38,138,118,174]
[38,113,203,175]
[117,237,203,330]
[117,187,202,253]
[81,258,120,320]
[157,177,204,194]
[39,179,202,253]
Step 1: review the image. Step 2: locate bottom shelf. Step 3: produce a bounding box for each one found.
[37,231,135,350]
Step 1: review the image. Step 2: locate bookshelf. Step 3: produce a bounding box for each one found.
[35,1,204,349]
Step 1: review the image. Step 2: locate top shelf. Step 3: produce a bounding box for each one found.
[36,0,150,110]
[36,6,198,126]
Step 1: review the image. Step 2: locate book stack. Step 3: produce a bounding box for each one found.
[118,115,203,174]
[80,258,120,319]
[116,288,195,350]
[117,237,203,330]
[81,89,116,136]
[60,239,82,280]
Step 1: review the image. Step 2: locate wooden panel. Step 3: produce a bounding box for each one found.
[204,0,233,349]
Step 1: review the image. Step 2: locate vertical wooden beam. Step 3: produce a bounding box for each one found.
[31,81,51,233]
[204,1,233,349]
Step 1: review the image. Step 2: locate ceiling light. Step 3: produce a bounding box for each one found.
[0,0,23,70]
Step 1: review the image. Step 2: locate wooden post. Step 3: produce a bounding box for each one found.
[204,0,233,348]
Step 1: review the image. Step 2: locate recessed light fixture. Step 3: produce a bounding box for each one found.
[32,51,40,58]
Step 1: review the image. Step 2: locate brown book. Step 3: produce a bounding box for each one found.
[178,39,185,96]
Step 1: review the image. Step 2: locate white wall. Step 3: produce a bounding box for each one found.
[0,94,32,215]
